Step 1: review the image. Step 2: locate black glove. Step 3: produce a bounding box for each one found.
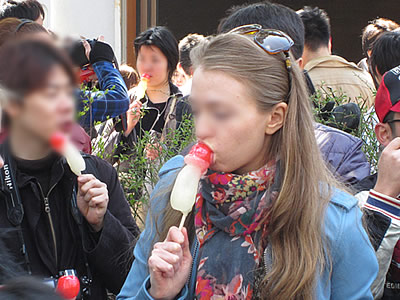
[89,41,115,64]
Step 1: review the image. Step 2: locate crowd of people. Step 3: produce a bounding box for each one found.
[0,0,400,299]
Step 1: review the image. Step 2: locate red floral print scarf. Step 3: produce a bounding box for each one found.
[194,160,279,299]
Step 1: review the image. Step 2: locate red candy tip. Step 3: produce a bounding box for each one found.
[185,142,214,173]
[188,142,213,164]
[56,275,80,299]
[49,132,66,152]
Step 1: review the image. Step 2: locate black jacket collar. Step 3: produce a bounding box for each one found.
[0,142,75,192]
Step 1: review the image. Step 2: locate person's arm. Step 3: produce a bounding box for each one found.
[80,157,140,294]
[362,190,400,298]
[78,61,130,127]
[77,41,130,127]
[330,205,378,299]
[92,60,129,102]
[356,137,400,298]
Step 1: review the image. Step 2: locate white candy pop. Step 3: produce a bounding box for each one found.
[50,133,86,176]
[170,142,213,229]
[134,73,151,101]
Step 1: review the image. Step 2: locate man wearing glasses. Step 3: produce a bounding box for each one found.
[356,65,400,299]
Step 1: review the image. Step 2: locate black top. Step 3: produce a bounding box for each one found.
[136,100,167,136]
[134,82,181,138]
[14,153,58,196]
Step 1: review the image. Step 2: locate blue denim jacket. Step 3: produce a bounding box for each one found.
[77,61,129,128]
[118,156,378,300]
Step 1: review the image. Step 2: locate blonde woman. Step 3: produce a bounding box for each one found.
[118,27,378,300]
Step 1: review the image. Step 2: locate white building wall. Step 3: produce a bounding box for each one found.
[40,0,123,62]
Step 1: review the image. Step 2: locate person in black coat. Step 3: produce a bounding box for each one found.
[0,40,139,299]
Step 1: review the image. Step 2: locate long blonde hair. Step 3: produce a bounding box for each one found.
[153,33,339,299]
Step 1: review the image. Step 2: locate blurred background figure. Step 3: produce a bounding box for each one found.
[0,0,44,24]
[177,33,205,97]
[359,18,399,77]
[119,63,139,98]
[171,68,188,90]
[369,29,400,89]
[0,17,49,47]
[298,6,375,108]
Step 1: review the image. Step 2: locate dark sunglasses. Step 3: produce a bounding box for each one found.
[229,24,294,102]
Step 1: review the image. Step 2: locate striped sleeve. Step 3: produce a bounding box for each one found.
[364,190,400,225]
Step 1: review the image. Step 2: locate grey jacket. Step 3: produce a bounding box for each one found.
[315,123,370,186]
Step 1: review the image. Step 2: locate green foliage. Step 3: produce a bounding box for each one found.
[93,115,195,226]
[312,84,379,170]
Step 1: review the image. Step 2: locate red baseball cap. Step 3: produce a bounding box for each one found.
[375,65,400,122]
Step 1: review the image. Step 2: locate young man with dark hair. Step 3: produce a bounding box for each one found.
[217,1,317,95]
[0,0,44,25]
[179,34,204,77]
[370,30,400,89]
[218,1,304,61]
[177,33,205,96]
[358,18,399,74]
[355,65,400,299]
[299,6,331,53]
[298,6,375,108]
[0,39,139,300]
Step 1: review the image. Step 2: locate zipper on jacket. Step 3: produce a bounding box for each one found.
[187,236,199,287]
[37,182,58,268]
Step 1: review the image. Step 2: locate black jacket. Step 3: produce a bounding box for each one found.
[0,145,140,299]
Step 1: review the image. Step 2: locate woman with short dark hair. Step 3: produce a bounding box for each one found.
[123,27,190,148]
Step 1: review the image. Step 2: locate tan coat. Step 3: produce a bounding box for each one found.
[305,55,376,109]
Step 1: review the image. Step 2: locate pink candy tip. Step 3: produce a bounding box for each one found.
[141,73,151,80]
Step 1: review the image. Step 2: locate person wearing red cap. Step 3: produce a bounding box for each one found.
[355,65,400,299]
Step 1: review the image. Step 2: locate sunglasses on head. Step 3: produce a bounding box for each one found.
[229,24,294,102]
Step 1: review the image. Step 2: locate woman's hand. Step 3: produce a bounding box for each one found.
[124,100,143,137]
[148,226,193,300]
[145,142,162,161]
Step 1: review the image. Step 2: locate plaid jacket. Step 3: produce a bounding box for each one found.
[78,61,129,128]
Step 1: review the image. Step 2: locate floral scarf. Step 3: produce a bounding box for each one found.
[194,160,280,299]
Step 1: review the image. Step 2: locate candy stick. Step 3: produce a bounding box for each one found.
[170,142,213,229]
[50,132,86,176]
